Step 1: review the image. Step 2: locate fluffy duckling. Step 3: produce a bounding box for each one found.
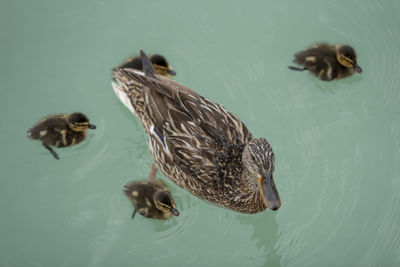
[120,54,176,77]
[289,43,362,81]
[27,112,96,160]
[124,164,179,220]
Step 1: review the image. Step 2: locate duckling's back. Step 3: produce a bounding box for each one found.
[28,115,87,147]
[28,115,67,140]
[124,181,157,204]
[294,44,335,67]
[124,180,168,219]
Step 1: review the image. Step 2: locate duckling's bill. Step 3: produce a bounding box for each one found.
[170,208,180,216]
[258,172,281,211]
[354,64,363,73]
[167,69,177,76]
[154,65,176,76]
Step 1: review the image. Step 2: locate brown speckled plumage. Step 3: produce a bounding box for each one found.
[113,50,280,214]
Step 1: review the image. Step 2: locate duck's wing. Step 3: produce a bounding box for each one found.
[112,66,252,182]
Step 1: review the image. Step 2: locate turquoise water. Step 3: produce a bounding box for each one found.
[1,0,400,266]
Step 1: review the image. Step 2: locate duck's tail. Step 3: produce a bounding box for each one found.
[139,49,156,77]
[27,128,39,139]
[111,50,161,116]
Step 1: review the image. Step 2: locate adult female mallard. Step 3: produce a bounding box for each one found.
[289,43,362,81]
[112,50,280,214]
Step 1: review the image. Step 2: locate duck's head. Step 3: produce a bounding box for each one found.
[336,45,363,73]
[242,138,281,211]
[154,191,180,217]
[67,113,96,132]
[150,54,176,77]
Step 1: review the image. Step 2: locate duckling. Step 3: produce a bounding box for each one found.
[27,112,96,160]
[289,43,362,81]
[124,164,180,220]
[120,54,176,77]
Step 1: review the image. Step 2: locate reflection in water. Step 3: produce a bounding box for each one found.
[2,0,400,266]
[237,213,281,267]
[151,192,199,245]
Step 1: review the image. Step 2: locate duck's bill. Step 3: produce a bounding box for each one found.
[167,69,176,76]
[171,208,180,216]
[258,172,281,211]
[88,124,96,129]
[354,64,363,73]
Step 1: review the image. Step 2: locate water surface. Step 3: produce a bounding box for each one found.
[1,0,400,266]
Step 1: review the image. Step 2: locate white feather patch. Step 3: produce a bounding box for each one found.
[150,125,162,144]
[111,81,135,114]
[125,68,145,76]
[150,124,170,154]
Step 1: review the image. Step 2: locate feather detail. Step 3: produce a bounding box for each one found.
[113,64,274,213]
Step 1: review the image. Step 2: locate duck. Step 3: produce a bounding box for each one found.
[27,112,96,160]
[288,43,363,81]
[112,50,281,214]
[124,164,180,220]
[119,53,176,77]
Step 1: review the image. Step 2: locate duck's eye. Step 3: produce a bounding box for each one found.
[163,202,171,207]
[161,203,171,209]
[157,61,168,67]
[75,122,88,127]
[344,54,354,60]
[151,55,168,67]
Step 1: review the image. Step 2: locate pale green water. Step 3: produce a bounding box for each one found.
[1,0,400,266]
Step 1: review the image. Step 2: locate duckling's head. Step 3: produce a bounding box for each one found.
[67,113,96,132]
[242,138,281,211]
[154,191,180,217]
[336,45,363,73]
[150,54,176,77]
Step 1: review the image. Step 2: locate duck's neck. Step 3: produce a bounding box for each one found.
[241,167,259,193]
[239,167,267,213]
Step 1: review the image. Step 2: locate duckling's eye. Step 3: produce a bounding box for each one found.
[344,54,354,60]
[161,199,172,206]
[150,55,168,67]
[75,122,88,127]
[158,202,171,209]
